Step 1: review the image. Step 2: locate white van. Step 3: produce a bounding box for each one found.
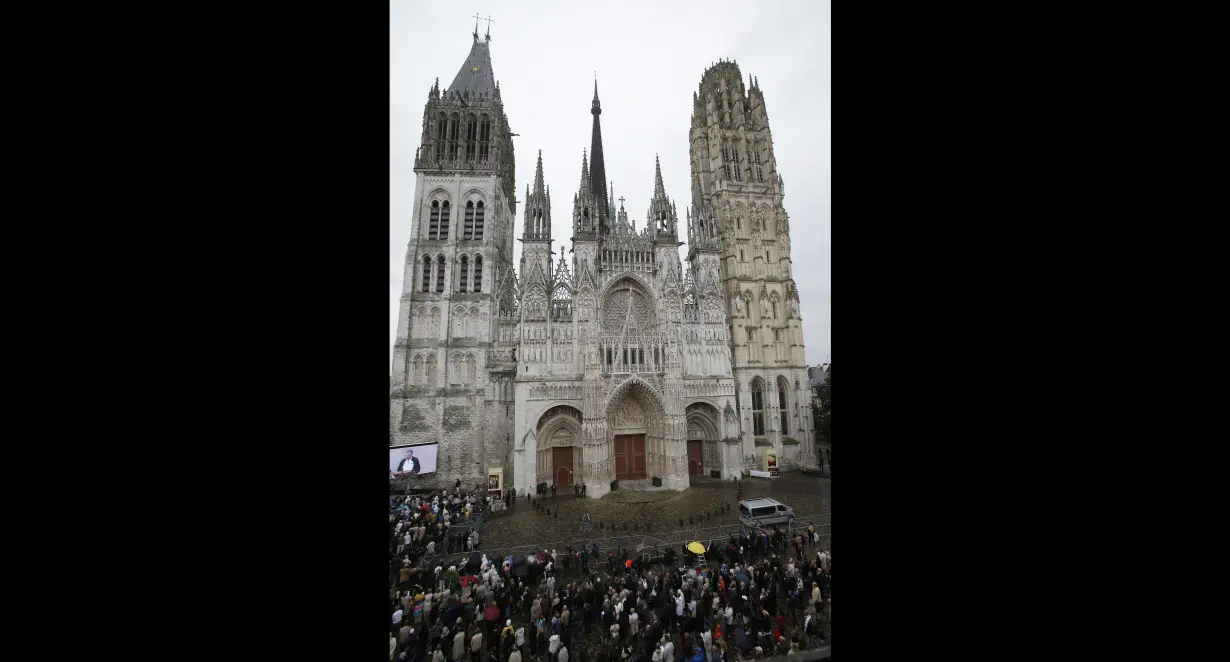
[738,498,796,528]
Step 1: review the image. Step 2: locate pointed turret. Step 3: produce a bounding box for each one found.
[646,154,679,242]
[572,148,600,238]
[533,149,546,196]
[579,149,590,191]
[522,150,551,241]
[653,154,666,199]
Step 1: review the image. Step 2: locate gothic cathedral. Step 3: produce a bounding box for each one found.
[391,32,815,498]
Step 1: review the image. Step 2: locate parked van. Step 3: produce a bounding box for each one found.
[738,498,796,528]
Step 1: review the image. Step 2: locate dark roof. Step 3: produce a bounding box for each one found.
[447,37,497,98]
[808,364,830,386]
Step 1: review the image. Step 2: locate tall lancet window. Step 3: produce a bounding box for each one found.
[473,256,482,292]
[435,256,446,292]
[751,378,766,436]
[464,201,476,240]
[465,113,477,161]
[474,202,485,240]
[478,116,491,162]
[733,148,741,181]
[435,113,447,161]
[458,255,469,292]
[448,113,460,160]
[421,256,431,292]
[439,201,450,239]
[778,377,791,435]
[722,148,731,179]
[428,201,441,240]
[754,148,763,182]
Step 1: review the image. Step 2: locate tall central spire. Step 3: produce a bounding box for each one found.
[589,80,609,234]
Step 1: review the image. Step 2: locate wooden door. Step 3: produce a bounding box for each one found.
[553,447,573,486]
[687,440,703,475]
[614,434,646,480]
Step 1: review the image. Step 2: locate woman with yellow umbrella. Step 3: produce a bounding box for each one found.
[687,541,706,568]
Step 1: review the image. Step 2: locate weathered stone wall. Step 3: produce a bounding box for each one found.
[390,392,511,491]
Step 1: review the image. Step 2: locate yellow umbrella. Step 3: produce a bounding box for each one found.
[687,541,706,554]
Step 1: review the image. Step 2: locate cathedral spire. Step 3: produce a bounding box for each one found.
[589,81,609,233]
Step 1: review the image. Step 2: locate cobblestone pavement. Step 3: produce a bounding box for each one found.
[476,473,831,555]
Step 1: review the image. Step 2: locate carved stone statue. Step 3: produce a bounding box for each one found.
[732,295,744,316]
[760,297,770,318]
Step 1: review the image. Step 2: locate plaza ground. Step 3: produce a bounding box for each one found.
[477,472,831,556]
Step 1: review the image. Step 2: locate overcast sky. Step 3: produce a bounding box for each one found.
[391,0,830,370]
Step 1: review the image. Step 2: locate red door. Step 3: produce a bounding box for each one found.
[553,447,573,486]
[614,434,646,480]
[687,440,703,475]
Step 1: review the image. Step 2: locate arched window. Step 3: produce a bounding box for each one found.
[466,353,476,384]
[754,148,763,182]
[478,115,491,162]
[439,201,450,239]
[426,353,437,388]
[473,256,483,292]
[428,201,440,240]
[464,201,475,240]
[465,114,477,161]
[778,377,791,435]
[447,113,460,160]
[474,202,485,239]
[766,251,770,262]
[435,113,447,161]
[421,256,431,292]
[413,355,423,384]
[751,378,765,436]
[722,147,731,179]
[458,255,469,292]
[733,148,741,181]
[435,256,445,292]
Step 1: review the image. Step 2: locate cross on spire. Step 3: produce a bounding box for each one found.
[618,195,626,208]
[472,13,481,38]
[482,14,494,38]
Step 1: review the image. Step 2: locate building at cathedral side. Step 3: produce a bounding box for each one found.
[391,33,815,497]
[689,61,816,475]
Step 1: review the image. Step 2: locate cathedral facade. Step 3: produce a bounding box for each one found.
[391,32,815,498]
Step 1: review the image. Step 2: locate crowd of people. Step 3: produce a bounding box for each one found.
[389,483,832,662]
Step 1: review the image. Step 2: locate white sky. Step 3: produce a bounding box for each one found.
[391,0,830,370]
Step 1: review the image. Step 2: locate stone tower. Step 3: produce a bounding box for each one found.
[689,59,815,468]
[390,26,518,487]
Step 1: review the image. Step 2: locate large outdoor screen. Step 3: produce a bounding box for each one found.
[389,443,438,477]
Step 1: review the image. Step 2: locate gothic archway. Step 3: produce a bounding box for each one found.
[536,405,582,487]
[686,402,722,476]
[603,377,680,483]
